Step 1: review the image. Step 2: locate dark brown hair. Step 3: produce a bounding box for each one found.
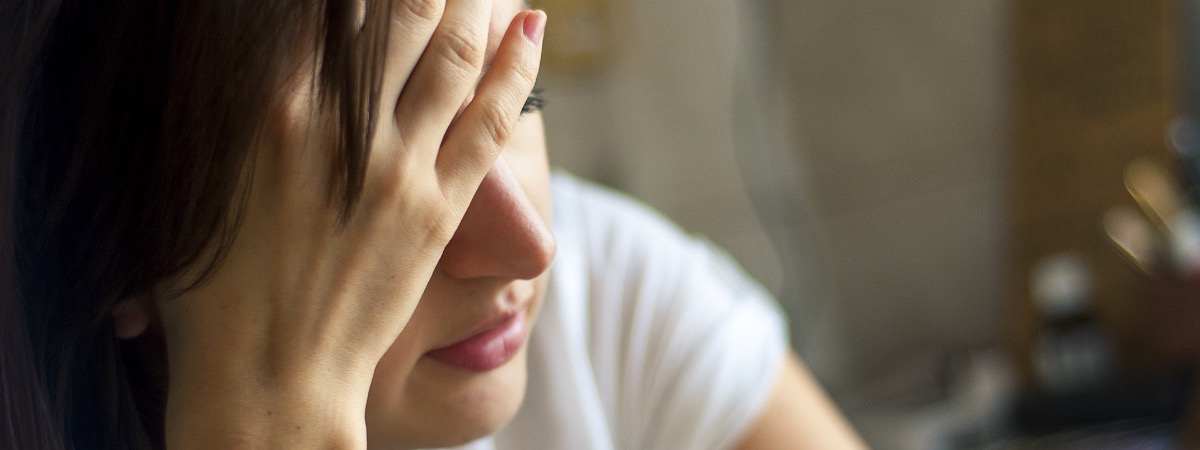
[1,0,393,448]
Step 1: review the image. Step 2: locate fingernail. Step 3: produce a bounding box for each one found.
[523,10,546,44]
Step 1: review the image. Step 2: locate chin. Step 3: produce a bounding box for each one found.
[365,346,530,450]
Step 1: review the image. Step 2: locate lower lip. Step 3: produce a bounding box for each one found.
[426,312,527,372]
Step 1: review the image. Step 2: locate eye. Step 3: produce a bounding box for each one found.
[521,87,545,114]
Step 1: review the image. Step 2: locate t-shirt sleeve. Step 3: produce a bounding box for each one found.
[635,240,788,450]
[563,175,788,450]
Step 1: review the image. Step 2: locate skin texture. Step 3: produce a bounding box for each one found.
[735,353,869,450]
[111,0,867,447]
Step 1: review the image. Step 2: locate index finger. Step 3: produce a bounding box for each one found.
[436,9,544,196]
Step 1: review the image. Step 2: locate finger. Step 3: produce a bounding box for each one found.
[436,10,544,197]
[392,0,491,153]
[378,0,446,110]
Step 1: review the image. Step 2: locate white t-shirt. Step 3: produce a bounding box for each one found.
[450,172,788,450]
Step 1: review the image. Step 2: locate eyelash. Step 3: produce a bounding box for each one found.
[521,88,545,114]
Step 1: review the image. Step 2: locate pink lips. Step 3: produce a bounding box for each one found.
[426,312,527,372]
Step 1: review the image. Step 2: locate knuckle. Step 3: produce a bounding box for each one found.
[427,208,460,242]
[478,102,515,146]
[395,0,442,25]
[366,154,407,204]
[435,28,485,76]
[512,58,539,88]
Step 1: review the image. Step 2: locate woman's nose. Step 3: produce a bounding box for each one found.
[438,160,556,280]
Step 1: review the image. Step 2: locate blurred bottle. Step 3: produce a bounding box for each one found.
[1031,252,1114,393]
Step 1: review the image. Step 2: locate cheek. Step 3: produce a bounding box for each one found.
[365,315,431,411]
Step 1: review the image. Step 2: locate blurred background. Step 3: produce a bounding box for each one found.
[533,0,1196,447]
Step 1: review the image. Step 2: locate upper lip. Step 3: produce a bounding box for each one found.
[428,286,533,350]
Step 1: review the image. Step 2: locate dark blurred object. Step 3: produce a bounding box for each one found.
[998,420,1178,450]
[1178,0,1200,126]
[1010,372,1189,435]
[1003,371,1188,449]
[1167,117,1200,205]
[1166,0,1200,247]
[1147,275,1200,364]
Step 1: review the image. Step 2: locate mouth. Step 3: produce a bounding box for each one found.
[425,311,528,372]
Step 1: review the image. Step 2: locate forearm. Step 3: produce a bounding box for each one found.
[735,352,866,450]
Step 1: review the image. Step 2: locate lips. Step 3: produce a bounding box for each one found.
[425,311,527,372]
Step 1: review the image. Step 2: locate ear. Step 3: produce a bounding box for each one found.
[111,296,151,339]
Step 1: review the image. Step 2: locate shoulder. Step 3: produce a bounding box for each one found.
[545,171,788,449]
[550,171,690,251]
[550,170,777,316]
[549,171,705,288]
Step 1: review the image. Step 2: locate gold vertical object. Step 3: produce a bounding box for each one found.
[1009,0,1178,387]
[533,0,612,73]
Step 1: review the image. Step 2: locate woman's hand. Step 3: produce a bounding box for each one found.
[157,2,545,448]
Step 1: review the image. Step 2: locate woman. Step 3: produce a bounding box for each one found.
[1,0,863,448]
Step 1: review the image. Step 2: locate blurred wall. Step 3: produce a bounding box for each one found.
[767,0,1010,396]
[538,0,1010,400]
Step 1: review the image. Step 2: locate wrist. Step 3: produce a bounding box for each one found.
[165,363,370,449]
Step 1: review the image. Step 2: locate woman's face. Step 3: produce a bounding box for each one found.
[362,0,556,447]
